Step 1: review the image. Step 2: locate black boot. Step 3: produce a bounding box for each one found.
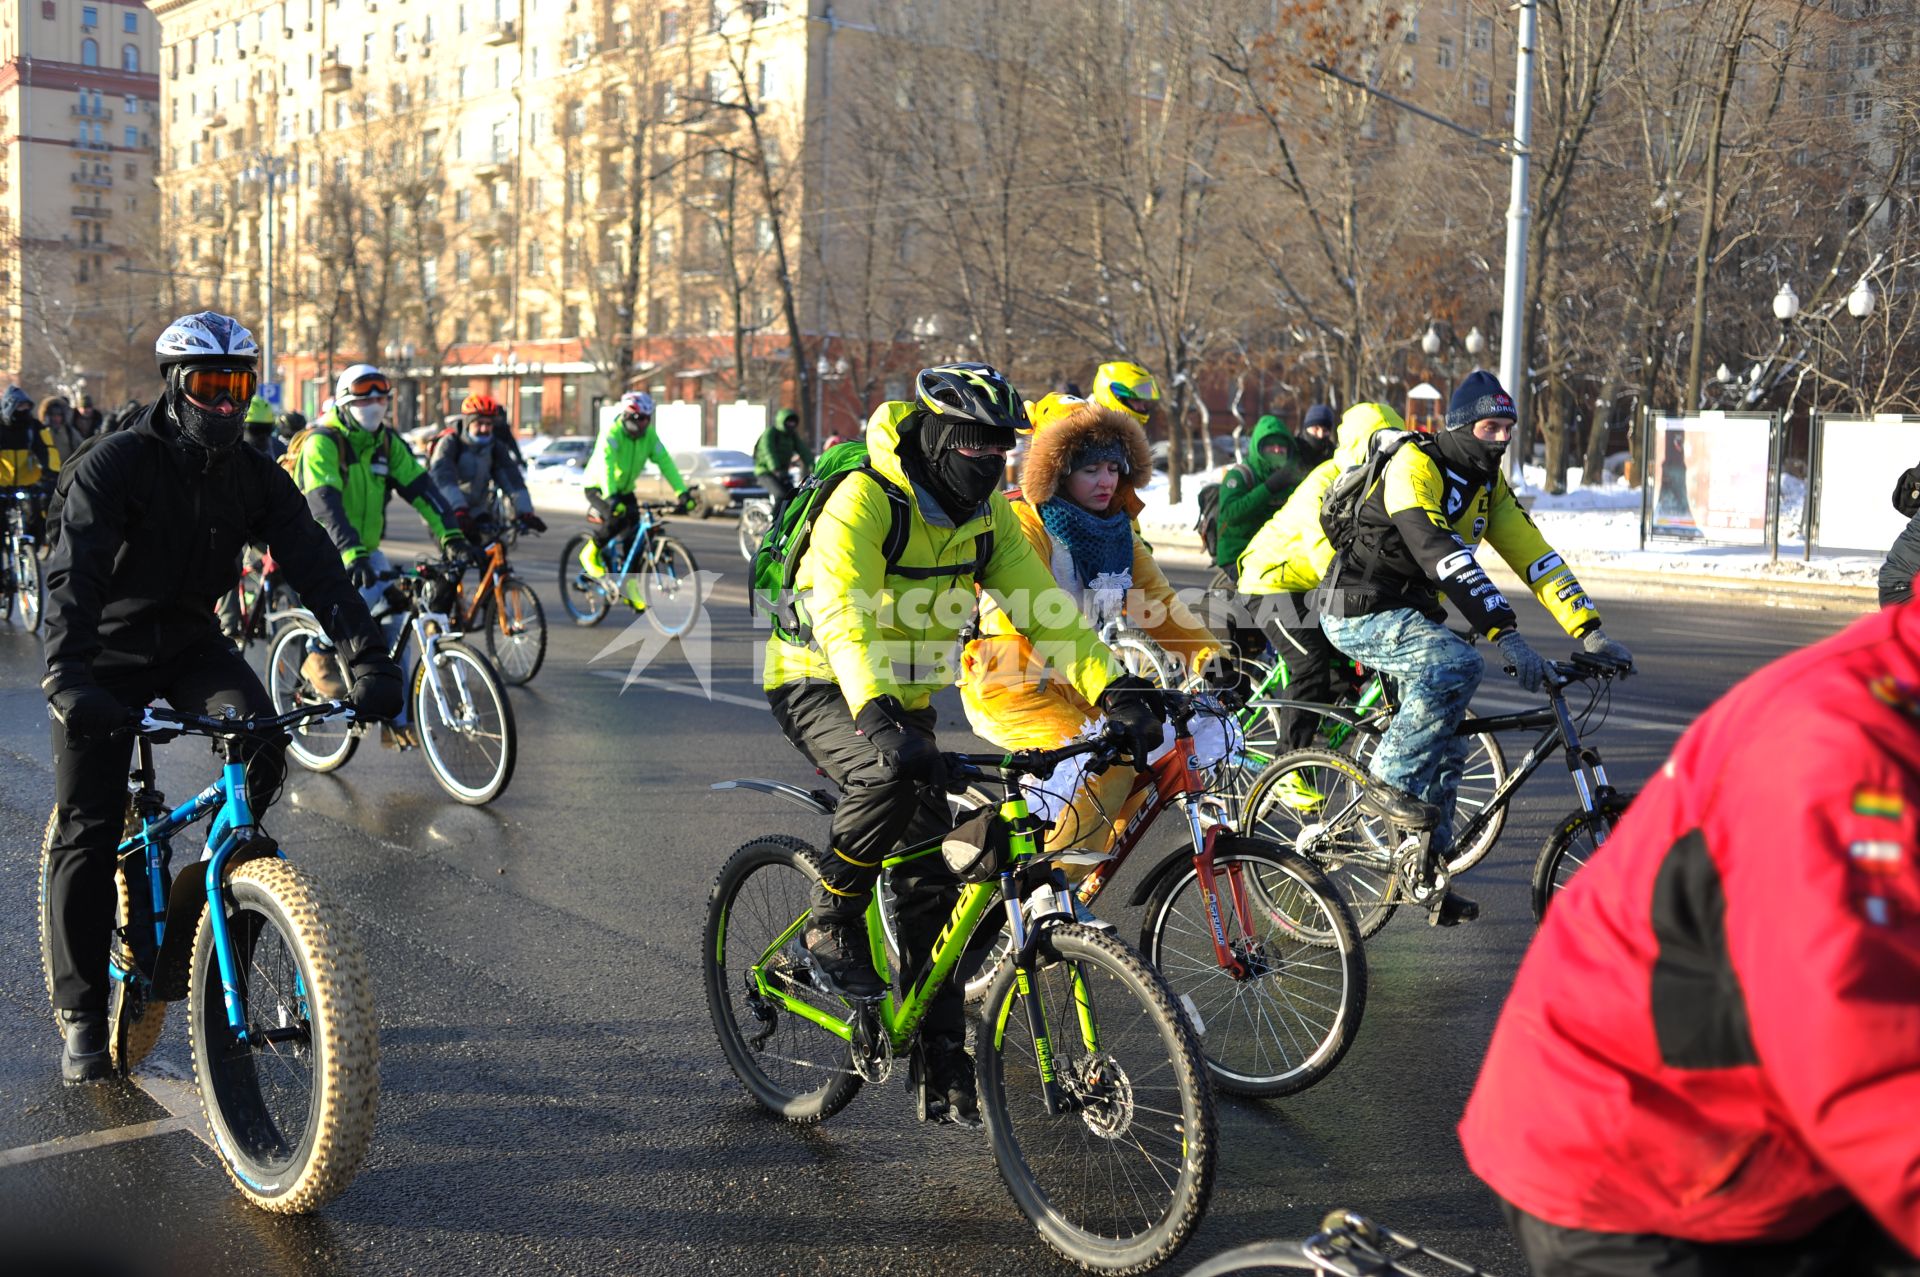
[1431,890,1481,927]
[802,922,886,999]
[922,1034,981,1128]
[59,1009,112,1084]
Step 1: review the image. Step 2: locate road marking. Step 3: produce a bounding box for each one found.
[589,668,767,710]
[0,1116,191,1168]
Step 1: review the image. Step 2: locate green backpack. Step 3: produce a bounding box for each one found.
[751,439,994,646]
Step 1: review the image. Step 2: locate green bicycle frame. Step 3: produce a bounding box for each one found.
[1239,654,1387,761]
[747,786,1095,1112]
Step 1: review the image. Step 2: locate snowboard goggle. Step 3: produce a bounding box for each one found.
[180,367,258,407]
[341,372,392,400]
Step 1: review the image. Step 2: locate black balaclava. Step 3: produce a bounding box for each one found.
[900,409,1012,523]
[165,364,249,467]
[1439,371,1516,479]
[276,411,306,442]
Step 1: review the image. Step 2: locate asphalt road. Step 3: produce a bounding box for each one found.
[0,515,1860,1277]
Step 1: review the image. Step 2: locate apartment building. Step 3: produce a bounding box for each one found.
[151,0,894,435]
[0,0,160,402]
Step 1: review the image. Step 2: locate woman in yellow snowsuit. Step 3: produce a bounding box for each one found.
[960,395,1222,853]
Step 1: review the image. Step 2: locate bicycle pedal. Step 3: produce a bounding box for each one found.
[1429,894,1481,927]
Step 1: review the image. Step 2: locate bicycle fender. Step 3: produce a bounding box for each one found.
[150,833,280,1002]
[710,777,838,816]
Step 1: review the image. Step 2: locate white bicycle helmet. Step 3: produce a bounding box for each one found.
[155,311,259,372]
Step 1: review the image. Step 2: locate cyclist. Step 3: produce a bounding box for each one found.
[1462,601,1920,1274]
[1237,403,1407,764]
[579,390,696,610]
[752,407,812,527]
[40,311,400,1083]
[41,395,84,467]
[428,393,545,542]
[1318,372,1631,923]
[73,392,102,438]
[243,395,283,460]
[274,409,306,446]
[964,393,1224,860]
[1213,413,1303,575]
[1090,359,1161,427]
[0,386,57,538]
[1296,402,1337,469]
[763,364,1164,1125]
[288,363,469,743]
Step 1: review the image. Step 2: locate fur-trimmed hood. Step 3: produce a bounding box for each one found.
[1016,403,1153,516]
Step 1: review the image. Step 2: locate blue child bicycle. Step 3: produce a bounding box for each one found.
[36,700,379,1212]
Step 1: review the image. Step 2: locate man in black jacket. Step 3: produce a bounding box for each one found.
[40,311,402,1084]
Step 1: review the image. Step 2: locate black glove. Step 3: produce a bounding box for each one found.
[585,487,613,520]
[42,667,127,740]
[676,488,701,514]
[346,557,380,591]
[1098,674,1168,767]
[1263,465,1295,494]
[1198,651,1240,694]
[441,535,473,563]
[854,695,946,788]
[517,511,547,534]
[345,656,404,721]
[452,508,480,540]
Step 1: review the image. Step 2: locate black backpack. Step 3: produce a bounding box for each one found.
[1894,464,1920,519]
[1194,464,1249,561]
[1318,430,1426,556]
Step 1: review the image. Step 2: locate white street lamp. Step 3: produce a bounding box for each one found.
[1848,278,1877,319]
[1421,325,1442,357]
[1772,282,1800,322]
[1464,326,1485,358]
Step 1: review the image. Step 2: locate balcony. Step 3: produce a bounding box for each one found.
[484,20,519,46]
[70,205,112,220]
[71,136,110,153]
[473,155,512,182]
[468,211,513,243]
[70,104,112,121]
[71,170,113,188]
[320,61,352,93]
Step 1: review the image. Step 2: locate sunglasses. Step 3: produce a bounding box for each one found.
[181,367,259,407]
[344,373,392,399]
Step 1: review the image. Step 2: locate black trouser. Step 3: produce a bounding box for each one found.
[769,681,997,1038]
[757,471,797,528]
[47,636,284,1011]
[1258,592,1340,752]
[1504,1199,1920,1277]
[591,505,638,567]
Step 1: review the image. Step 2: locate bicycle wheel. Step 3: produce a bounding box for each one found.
[739,502,772,561]
[1140,841,1366,1098]
[1344,718,1508,876]
[1243,750,1400,938]
[482,576,547,686]
[642,536,699,637]
[704,836,864,1123]
[1111,633,1173,689]
[187,858,378,1212]
[411,639,516,804]
[558,534,611,627]
[1530,790,1636,922]
[265,621,358,773]
[14,537,41,631]
[35,807,167,1071]
[978,922,1216,1273]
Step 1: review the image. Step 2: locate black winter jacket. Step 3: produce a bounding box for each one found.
[42,401,386,676]
[1882,510,1920,608]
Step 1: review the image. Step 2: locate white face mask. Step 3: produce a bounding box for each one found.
[348,400,387,430]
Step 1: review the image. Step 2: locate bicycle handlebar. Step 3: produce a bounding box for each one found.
[942,689,1233,784]
[133,699,360,741]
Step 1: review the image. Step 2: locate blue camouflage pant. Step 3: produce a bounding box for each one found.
[1320,608,1483,853]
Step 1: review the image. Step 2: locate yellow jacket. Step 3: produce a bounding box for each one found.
[762,401,1118,714]
[1237,402,1405,595]
[0,417,56,487]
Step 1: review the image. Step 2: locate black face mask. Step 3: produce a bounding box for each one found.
[1433,426,1505,480]
[1296,429,1335,468]
[930,448,1006,513]
[166,368,246,462]
[902,412,1008,522]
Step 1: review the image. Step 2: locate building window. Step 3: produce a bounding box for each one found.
[454,319,469,345]
[123,11,135,33]
[1472,75,1491,107]
[456,188,471,220]
[422,258,438,297]
[488,244,506,275]
[82,4,96,27]
[41,2,53,21]
[1853,92,1872,124]
[528,240,544,273]
[1437,37,1455,70]
[455,250,471,281]
[122,45,138,72]
[1472,17,1492,53]
[123,125,135,146]
[526,312,544,340]
[757,61,772,100]
[660,9,681,44]
[81,37,98,66]
[652,226,673,264]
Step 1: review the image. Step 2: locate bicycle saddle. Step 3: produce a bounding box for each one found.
[1359,781,1441,831]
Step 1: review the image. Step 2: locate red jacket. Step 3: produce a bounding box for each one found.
[1461,601,1920,1252]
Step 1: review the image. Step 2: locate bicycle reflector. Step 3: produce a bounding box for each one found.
[181,367,259,407]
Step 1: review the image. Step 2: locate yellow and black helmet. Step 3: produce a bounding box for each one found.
[915,362,1029,437]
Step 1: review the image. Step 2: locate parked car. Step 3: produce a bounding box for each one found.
[528,436,593,474]
[632,448,766,516]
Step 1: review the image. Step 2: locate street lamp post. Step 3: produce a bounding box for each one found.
[242,156,288,403]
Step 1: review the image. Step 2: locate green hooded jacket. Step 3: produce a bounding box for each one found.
[1213,413,1299,569]
[581,416,686,502]
[753,410,813,476]
[292,406,454,564]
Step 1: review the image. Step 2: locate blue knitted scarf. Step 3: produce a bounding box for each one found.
[1037,497,1134,588]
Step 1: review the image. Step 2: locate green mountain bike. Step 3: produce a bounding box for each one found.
[708,740,1218,1274]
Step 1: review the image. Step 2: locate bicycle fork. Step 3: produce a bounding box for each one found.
[1551,691,1613,815]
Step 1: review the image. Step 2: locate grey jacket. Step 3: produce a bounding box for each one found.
[427,428,531,518]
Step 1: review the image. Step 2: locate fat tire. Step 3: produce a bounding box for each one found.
[1140,842,1365,1098]
[977,923,1217,1274]
[704,836,863,1123]
[411,639,516,804]
[1243,749,1401,939]
[1530,790,1637,922]
[482,576,547,686]
[559,533,611,627]
[187,858,378,1213]
[265,621,359,773]
[38,806,167,1069]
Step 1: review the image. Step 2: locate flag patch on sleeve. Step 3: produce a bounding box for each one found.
[1853,789,1907,820]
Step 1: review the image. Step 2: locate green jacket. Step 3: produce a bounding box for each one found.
[753,414,812,476]
[762,401,1118,715]
[1237,403,1405,594]
[582,417,685,502]
[292,407,453,563]
[1214,414,1300,569]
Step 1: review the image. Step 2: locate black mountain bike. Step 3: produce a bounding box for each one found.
[1243,652,1634,934]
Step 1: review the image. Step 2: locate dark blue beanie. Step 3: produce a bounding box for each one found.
[1303,403,1336,431]
[1447,371,1516,432]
